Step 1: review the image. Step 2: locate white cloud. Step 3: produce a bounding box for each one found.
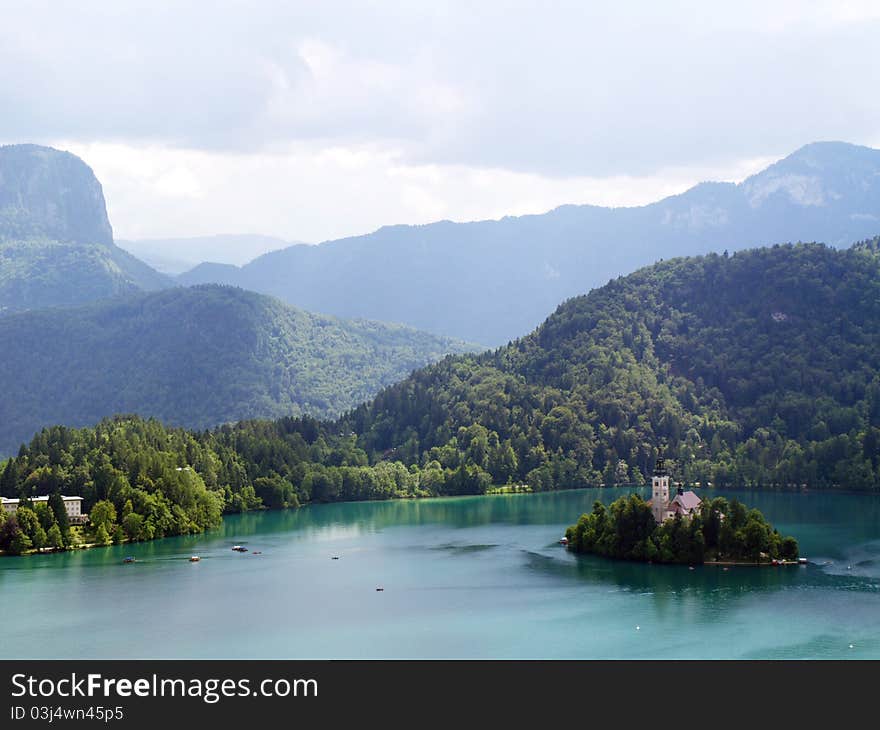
[3,2,878,172]
[152,167,203,199]
[57,139,777,243]
[2,1,879,243]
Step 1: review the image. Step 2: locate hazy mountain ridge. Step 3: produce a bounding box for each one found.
[179,142,880,345]
[0,284,476,455]
[118,234,296,274]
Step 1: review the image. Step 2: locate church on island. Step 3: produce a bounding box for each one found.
[646,456,702,524]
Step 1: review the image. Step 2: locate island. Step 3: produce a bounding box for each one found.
[564,458,799,565]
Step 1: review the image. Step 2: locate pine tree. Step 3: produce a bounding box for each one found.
[9,530,32,555]
[0,459,18,498]
[48,492,70,545]
[47,523,64,550]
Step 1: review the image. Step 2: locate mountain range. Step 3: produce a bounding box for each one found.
[4,139,880,481]
[178,141,880,345]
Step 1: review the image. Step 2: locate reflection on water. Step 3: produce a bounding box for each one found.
[214,489,614,537]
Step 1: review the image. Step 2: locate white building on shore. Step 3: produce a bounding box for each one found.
[1,495,87,525]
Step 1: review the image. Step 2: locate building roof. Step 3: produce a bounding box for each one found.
[672,491,702,511]
[1,495,83,504]
[648,498,681,510]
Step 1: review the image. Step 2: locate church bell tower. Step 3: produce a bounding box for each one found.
[651,455,670,524]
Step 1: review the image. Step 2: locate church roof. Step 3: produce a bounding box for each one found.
[672,491,701,511]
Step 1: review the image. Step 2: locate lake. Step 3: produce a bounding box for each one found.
[2,487,879,659]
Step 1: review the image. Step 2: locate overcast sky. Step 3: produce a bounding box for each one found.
[2,0,880,242]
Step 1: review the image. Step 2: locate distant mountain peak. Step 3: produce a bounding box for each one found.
[751,140,880,176]
[784,139,879,162]
[740,140,880,209]
[0,143,113,245]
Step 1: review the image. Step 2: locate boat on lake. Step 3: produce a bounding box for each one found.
[122,556,136,564]
[232,545,248,552]
[189,556,201,562]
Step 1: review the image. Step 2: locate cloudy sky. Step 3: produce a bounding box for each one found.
[2,0,880,243]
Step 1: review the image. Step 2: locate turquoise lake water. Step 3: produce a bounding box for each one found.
[2,487,879,659]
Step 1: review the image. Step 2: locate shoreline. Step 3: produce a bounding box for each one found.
[569,550,808,568]
[702,559,805,567]
[0,540,103,558]
[4,480,872,559]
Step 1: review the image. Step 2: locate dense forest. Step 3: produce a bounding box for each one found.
[3,241,880,554]
[0,418,224,554]
[0,237,169,316]
[564,494,799,564]
[0,284,475,454]
[339,240,880,491]
[0,415,420,553]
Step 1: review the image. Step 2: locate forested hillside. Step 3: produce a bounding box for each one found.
[339,240,880,491]
[0,237,170,315]
[0,285,475,454]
